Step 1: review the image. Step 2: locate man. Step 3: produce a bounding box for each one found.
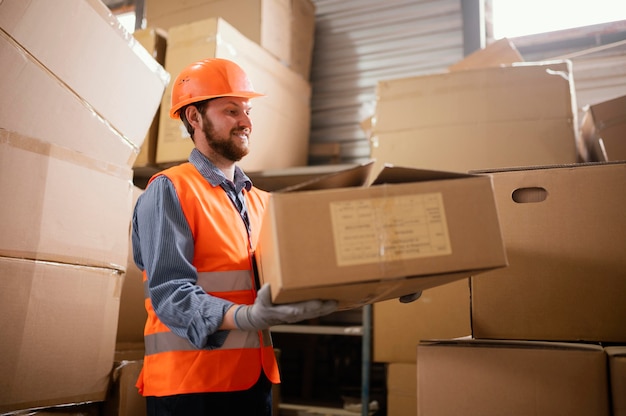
[132,58,338,415]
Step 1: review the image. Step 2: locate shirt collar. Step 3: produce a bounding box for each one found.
[189,148,252,192]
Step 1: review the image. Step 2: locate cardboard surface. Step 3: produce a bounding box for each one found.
[156,17,311,170]
[0,130,134,271]
[471,162,626,342]
[0,0,168,165]
[370,61,581,176]
[104,359,146,416]
[386,363,417,416]
[417,339,610,416]
[373,279,471,363]
[132,28,168,168]
[116,187,148,345]
[448,38,523,71]
[145,0,316,79]
[256,166,507,309]
[0,257,123,413]
[580,94,626,162]
[607,346,626,416]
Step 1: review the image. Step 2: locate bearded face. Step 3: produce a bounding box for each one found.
[200,108,251,162]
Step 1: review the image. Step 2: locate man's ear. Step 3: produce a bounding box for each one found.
[185,105,202,127]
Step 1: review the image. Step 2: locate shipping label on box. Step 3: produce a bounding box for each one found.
[470,161,626,342]
[256,165,508,309]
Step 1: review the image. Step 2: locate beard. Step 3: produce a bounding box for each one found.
[201,113,250,162]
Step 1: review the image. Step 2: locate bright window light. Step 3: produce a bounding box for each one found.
[492,0,626,39]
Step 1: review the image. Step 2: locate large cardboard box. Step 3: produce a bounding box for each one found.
[370,61,581,176]
[132,28,168,168]
[607,346,626,416]
[0,257,123,413]
[145,0,316,79]
[417,339,610,416]
[0,0,169,166]
[256,166,508,309]
[373,279,470,363]
[0,130,134,271]
[471,162,626,342]
[155,17,311,171]
[386,363,417,416]
[580,94,626,162]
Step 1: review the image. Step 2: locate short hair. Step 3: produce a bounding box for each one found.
[179,99,212,138]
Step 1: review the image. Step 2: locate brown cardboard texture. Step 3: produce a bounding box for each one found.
[256,166,508,309]
[145,0,316,79]
[104,359,146,416]
[116,187,148,345]
[0,0,168,166]
[471,161,626,342]
[248,163,370,192]
[386,363,417,416]
[0,257,122,413]
[373,279,470,363]
[0,129,134,271]
[370,61,580,176]
[448,37,523,72]
[132,28,168,168]
[156,17,311,171]
[417,339,610,416]
[580,94,626,162]
[606,346,626,416]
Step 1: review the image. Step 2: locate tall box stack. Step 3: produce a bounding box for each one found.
[154,17,312,171]
[0,0,168,412]
[145,0,316,80]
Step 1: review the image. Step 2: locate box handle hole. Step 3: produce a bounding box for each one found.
[512,187,548,203]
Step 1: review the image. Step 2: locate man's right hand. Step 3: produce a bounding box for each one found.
[233,284,338,331]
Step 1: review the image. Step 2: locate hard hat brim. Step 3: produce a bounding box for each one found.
[169,91,265,119]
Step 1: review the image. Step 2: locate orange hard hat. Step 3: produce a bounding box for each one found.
[169,58,264,119]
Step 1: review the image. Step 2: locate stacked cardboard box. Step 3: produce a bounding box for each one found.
[369,39,625,415]
[580,94,626,162]
[0,0,167,413]
[145,0,316,80]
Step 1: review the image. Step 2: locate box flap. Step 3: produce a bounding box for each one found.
[372,164,472,185]
[419,338,605,352]
[279,161,375,192]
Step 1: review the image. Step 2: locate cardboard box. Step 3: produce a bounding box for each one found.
[103,359,146,416]
[155,17,311,171]
[417,339,610,416]
[373,279,470,363]
[471,162,626,342]
[132,28,168,168]
[0,0,169,166]
[370,61,581,176]
[607,346,626,416]
[386,363,417,416]
[256,165,508,309]
[0,256,123,413]
[580,94,626,162]
[116,187,148,345]
[447,37,523,71]
[145,0,316,79]
[247,163,365,192]
[0,129,134,271]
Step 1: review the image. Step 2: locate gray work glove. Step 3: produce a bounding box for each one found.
[233,283,338,331]
[399,291,422,303]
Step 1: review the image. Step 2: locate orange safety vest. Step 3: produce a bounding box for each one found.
[137,162,280,397]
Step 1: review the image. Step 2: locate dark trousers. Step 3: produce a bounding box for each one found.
[146,373,273,416]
